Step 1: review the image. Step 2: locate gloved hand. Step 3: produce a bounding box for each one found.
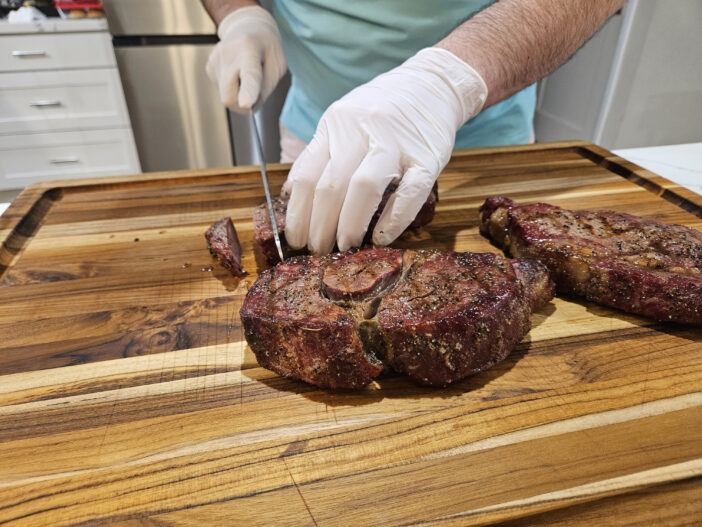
[206,6,286,113]
[282,47,488,255]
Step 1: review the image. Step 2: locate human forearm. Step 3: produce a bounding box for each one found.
[436,0,626,108]
[201,0,259,25]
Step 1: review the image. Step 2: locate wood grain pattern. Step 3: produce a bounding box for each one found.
[0,141,700,526]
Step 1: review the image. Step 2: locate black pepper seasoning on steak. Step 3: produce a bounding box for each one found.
[239,256,384,389]
[479,196,702,325]
[322,248,403,301]
[205,217,246,276]
[240,248,554,389]
[378,251,553,386]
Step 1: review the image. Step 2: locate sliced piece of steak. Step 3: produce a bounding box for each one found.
[205,217,246,276]
[377,251,553,386]
[240,248,554,389]
[252,197,307,266]
[239,255,384,389]
[479,196,702,325]
[253,183,439,265]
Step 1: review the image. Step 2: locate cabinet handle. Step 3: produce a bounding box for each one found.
[50,157,80,164]
[11,50,47,57]
[30,100,62,108]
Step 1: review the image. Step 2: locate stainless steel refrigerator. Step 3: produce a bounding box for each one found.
[103,0,286,172]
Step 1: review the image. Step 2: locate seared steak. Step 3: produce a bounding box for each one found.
[252,197,306,266]
[253,183,439,264]
[379,251,553,386]
[205,217,246,276]
[479,196,702,325]
[240,248,554,389]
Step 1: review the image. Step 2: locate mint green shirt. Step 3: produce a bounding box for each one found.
[272,0,536,148]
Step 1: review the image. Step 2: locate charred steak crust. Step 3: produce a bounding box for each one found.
[253,183,439,265]
[378,251,553,386]
[205,217,246,276]
[239,255,384,389]
[240,248,554,389]
[479,196,702,325]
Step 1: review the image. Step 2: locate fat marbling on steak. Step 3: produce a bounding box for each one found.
[479,196,702,325]
[253,182,438,265]
[239,247,554,389]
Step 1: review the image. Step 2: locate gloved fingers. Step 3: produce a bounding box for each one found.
[372,164,436,246]
[336,143,400,252]
[307,130,367,255]
[259,42,287,106]
[206,44,243,112]
[284,124,331,250]
[205,46,219,85]
[219,67,241,112]
[237,51,264,111]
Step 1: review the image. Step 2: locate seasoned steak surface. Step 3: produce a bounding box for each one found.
[322,248,403,301]
[378,251,549,386]
[240,248,554,389]
[205,217,246,276]
[480,196,702,325]
[240,256,383,389]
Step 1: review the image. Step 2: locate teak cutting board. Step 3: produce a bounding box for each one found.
[0,142,701,526]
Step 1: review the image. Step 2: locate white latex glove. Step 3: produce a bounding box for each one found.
[282,47,488,255]
[206,6,286,113]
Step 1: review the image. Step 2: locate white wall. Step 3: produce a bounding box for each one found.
[535,0,702,149]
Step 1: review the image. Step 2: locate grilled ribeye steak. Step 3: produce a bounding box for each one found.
[205,217,246,276]
[479,196,702,325]
[253,183,438,265]
[240,248,554,389]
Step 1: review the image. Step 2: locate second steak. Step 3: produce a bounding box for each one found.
[479,196,702,325]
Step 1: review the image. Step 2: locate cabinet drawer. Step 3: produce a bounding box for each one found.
[0,68,130,134]
[0,128,140,189]
[0,32,114,72]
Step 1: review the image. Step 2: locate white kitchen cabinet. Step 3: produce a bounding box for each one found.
[0,30,114,72]
[0,68,131,134]
[0,18,140,190]
[0,128,141,187]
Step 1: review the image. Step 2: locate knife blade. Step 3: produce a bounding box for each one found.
[250,113,285,263]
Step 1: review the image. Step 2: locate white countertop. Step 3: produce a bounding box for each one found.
[0,143,700,218]
[613,143,702,197]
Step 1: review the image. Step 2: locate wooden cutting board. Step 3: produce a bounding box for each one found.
[0,141,701,526]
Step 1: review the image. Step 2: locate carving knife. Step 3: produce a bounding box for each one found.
[250,113,285,263]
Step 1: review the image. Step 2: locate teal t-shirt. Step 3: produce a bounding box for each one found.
[272,0,536,148]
